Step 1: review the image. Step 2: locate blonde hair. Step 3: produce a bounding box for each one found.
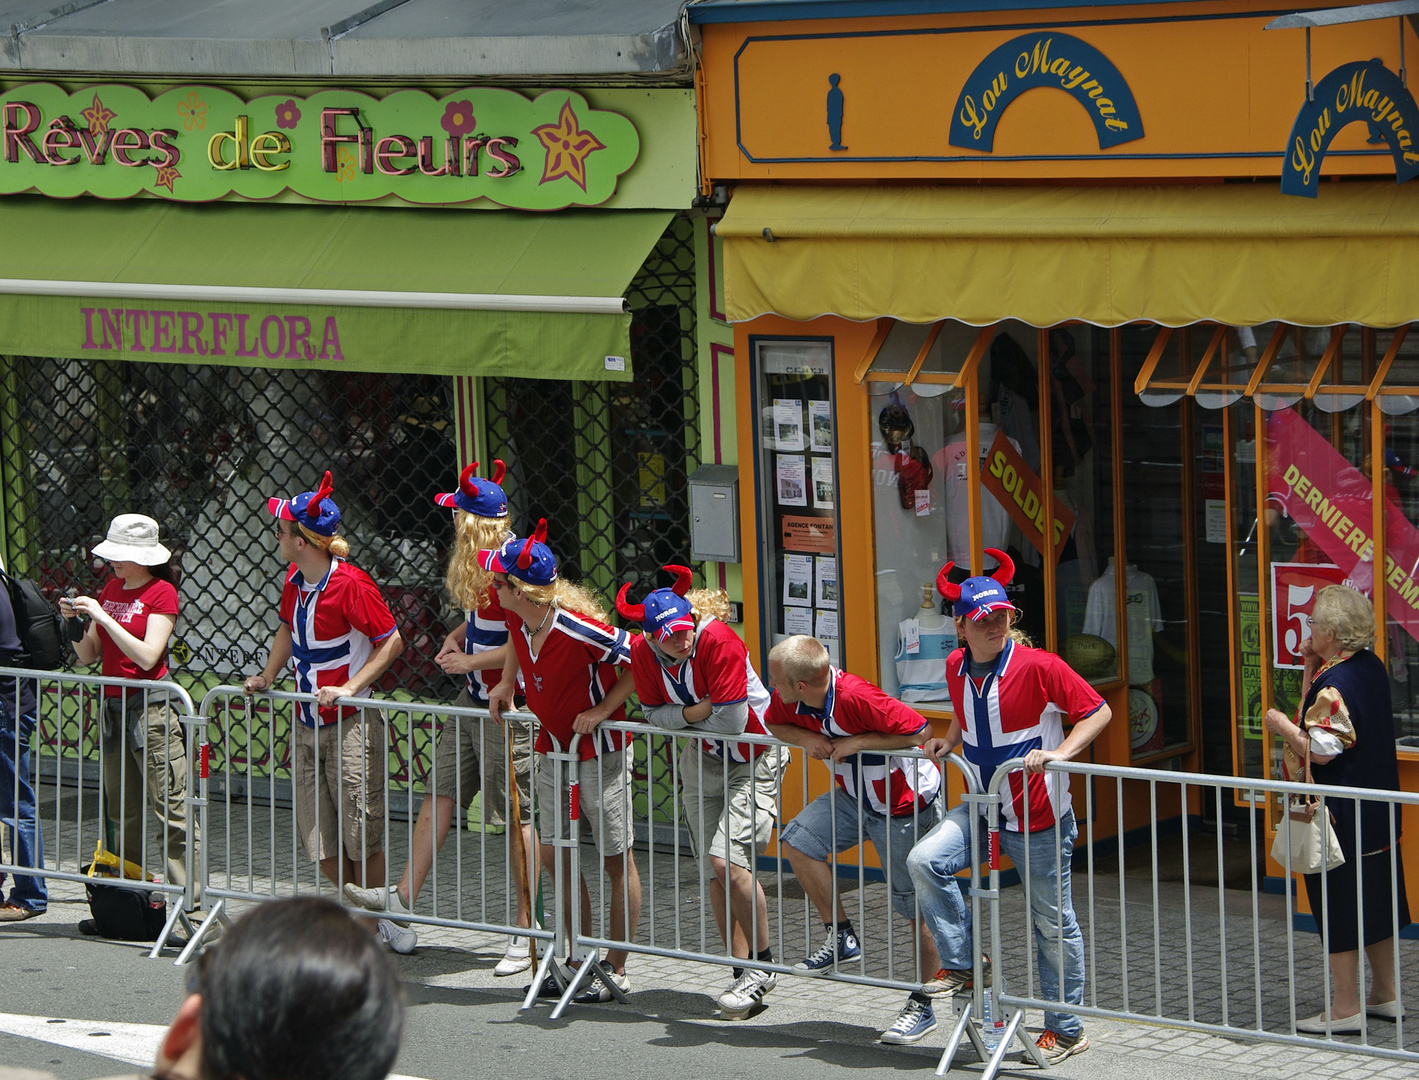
[687,587,731,623]
[1310,584,1375,652]
[446,511,514,611]
[516,578,608,622]
[769,634,831,687]
[296,523,349,559]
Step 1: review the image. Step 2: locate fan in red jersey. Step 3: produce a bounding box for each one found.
[618,565,785,1017]
[484,520,641,1003]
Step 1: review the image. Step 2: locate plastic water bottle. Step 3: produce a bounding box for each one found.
[979,987,1005,1051]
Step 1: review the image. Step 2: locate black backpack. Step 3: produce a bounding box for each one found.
[0,565,66,671]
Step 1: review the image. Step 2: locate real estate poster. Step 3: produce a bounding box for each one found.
[815,556,838,607]
[811,457,835,509]
[773,399,805,452]
[783,554,813,606]
[776,454,807,507]
[809,400,833,452]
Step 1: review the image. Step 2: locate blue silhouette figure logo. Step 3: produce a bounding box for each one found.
[827,73,846,151]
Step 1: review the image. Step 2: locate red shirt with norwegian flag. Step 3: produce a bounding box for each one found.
[765,668,939,817]
[629,617,772,762]
[945,639,1105,833]
[505,606,632,761]
[279,557,398,728]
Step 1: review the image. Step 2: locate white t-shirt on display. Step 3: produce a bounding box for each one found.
[1083,562,1165,684]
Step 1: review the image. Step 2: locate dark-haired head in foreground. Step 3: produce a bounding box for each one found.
[155,897,404,1080]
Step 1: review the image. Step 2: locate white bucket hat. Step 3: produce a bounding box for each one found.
[91,514,171,565]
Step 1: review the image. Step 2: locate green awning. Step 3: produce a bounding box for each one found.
[0,197,672,380]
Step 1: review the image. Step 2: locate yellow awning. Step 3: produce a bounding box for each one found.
[717,183,1419,329]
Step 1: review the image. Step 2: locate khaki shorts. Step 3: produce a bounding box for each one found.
[429,688,534,826]
[293,710,385,864]
[536,748,632,857]
[679,744,784,871]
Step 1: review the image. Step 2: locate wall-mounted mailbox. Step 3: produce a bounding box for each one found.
[688,464,740,563]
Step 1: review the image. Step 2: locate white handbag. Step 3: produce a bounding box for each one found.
[1270,737,1346,874]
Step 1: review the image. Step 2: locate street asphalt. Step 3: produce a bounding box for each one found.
[1,886,1414,1080]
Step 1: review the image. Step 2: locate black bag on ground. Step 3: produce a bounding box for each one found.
[0,566,66,670]
[80,862,168,941]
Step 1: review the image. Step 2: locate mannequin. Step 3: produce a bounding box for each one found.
[895,583,955,703]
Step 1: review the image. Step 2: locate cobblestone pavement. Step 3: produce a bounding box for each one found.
[22,785,1419,1078]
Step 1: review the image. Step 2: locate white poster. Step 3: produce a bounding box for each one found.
[815,556,838,607]
[783,554,814,606]
[815,609,840,641]
[811,457,835,509]
[774,399,805,452]
[1205,500,1227,544]
[784,607,813,636]
[777,454,807,507]
[809,400,833,452]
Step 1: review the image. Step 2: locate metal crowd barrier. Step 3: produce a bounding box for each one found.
[549,718,982,1019]
[0,666,200,956]
[178,686,554,968]
[955,757,1419,1078]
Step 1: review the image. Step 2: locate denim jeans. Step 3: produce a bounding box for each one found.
[907,803,1084,1037]
[0,704,46,911]
[782,786,944,919]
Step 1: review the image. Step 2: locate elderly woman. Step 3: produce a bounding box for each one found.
[1263,585,1410,1034]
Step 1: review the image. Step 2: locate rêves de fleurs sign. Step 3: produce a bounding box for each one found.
[0,84,639,209]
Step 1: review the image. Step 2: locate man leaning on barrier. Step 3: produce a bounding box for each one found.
[484,520,642,1004]
[618,564,785,1018]
[243,472,407,951]
[910,551,1111,1066]
[764,634,946,1046]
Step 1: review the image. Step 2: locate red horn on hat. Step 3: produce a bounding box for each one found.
[491,459,506,486]
[306,470,334,520]
[615,583,646,622]
[663,564,693,597]
[458,462,479,496]
[516,518,548,569]
[936,561,962,603]
[986,548,1015,586]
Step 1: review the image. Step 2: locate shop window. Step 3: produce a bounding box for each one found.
[1117,327,1193,759]
[751,338,841,666]
[1052,325,1120,692]
[1380,329,1419,741]
[0,358,458,697]
[869,319,1088,699]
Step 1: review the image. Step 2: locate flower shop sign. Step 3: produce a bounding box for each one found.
[0,84,639,209]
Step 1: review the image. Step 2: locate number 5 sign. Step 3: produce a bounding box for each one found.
[1271,563,1348,670]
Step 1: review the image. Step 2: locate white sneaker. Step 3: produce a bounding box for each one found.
[377,918,417,955]
[495,934,534,977]
[717,968,777,1016]
[344,883,412,926]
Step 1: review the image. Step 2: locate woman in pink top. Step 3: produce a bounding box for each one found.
[61,514,197,900]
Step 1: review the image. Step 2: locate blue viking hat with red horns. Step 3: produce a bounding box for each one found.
[936,548,1017,621]
[268,470,341,536]
[434,460,509,519]
[476,517,557,586]
[616,564,696,642]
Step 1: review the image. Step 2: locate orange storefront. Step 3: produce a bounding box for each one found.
[690,0,1419,888]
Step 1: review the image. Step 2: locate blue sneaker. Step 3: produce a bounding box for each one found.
[880,995,938,1044]
[791,927,862,976]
